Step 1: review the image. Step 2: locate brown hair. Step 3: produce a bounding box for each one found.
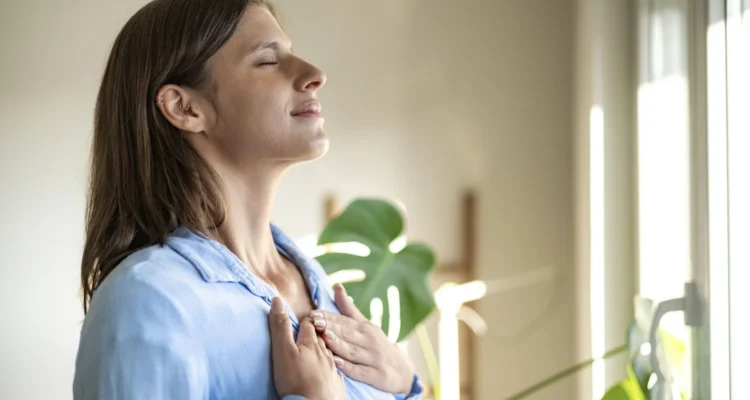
[81,0,275,312]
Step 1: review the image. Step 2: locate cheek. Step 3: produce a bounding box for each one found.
[219,87,289,145]
[247,83,290,132]
[212,79,323,161]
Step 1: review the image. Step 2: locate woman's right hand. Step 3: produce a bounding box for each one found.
[268,297,346,400]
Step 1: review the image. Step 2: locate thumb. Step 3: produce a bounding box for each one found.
[333,283,366,321]
[268,297,296,360]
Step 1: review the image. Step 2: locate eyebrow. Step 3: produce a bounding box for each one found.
[247,40,294,55]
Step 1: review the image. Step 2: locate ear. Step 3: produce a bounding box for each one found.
[156,84,210,135]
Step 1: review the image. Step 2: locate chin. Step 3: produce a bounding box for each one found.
[305,134,330,161]
[287,131,329,164]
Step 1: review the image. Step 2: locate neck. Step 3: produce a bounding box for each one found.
[212,164,286,278]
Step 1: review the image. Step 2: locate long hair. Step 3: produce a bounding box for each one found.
[81,0,275,313]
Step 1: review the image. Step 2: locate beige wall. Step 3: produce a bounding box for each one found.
[0,0,577,399]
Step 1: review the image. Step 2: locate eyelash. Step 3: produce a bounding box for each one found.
[258,60,279,67]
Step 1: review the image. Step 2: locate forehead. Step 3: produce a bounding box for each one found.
[233,5,291,53]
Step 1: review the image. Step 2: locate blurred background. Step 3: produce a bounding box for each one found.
[0,0,748,399]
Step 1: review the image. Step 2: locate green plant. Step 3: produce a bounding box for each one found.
[504,345,628,400]
[316,198,438,341]
[505,296,688,400]
[600,365,648,400]
[314,198,689,400]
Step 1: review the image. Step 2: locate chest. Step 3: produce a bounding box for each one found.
[192,285,394,400]
[266,258,315,320]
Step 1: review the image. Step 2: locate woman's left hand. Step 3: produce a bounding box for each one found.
[310,284,415,395]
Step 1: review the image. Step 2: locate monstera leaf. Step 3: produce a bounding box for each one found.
[315,198,436,342]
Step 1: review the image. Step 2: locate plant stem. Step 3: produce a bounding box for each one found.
[504,344,628,400]
[415,324,441,399]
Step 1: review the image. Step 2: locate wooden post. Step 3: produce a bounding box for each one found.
[462,190,477,400]
[324,194,338,223]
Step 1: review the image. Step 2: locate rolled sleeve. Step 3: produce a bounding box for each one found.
[393,374,424,400]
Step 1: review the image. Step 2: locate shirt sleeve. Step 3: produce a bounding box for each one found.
[392,374,424,400]
[73,272,209,400]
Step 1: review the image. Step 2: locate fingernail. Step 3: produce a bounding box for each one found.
[347,295,354,303]
[324,329,336,340]
[333,356,344,367]
[313,318,326,329]
[270,297,285,315]
[310,310,323,319]
[335,283,348,295]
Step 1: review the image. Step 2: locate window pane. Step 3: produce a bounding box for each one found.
[728,0,750,397]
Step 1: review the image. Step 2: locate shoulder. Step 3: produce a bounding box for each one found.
[74,245,211,399]
[83,244,206,339]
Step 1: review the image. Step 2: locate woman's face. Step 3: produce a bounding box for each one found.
[198,5,328,168]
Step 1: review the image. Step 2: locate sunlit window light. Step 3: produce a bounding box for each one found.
[386,286,401,343]
[707,18,731,400]
[370,297,384,328]
[456,306,488,336]
[434,281,487,309]
[295,233,371,258]
[389,235,407,253]
[327,270,366,286]
[726,3,750,398]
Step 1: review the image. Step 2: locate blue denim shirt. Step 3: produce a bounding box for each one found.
[73,224,422,400]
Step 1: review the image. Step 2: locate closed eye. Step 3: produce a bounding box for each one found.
[256,57,279,67]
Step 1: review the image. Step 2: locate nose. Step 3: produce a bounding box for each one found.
[296,60,326,92]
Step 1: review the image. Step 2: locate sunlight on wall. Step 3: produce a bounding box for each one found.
[589,105,605,400]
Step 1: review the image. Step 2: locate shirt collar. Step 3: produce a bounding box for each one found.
[166,224,322,302]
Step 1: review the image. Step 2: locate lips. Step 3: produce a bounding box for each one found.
[291,100,322,117]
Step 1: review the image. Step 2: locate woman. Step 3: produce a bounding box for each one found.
[72,0,423,399]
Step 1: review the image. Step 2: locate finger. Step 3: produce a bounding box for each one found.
[312,311,369,347]
[333,284,367,321]
[337,370,346,390]
[323,345,336,371]
[268,297,296,359]
[327,349,337,369]
[323,328,374,365]
[317,335,327,352]
[296,317,318,348]
[311,310,358,332]
[333,356,380,385]
[315,334,336,370]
